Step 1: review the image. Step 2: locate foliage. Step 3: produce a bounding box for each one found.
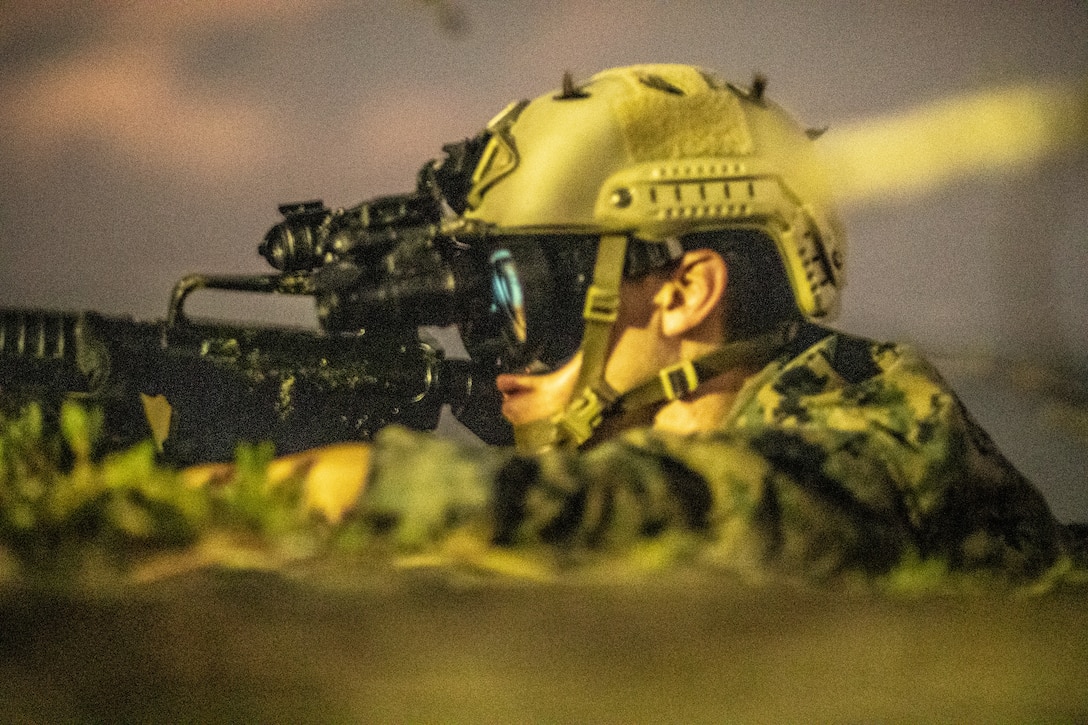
[0,401,318,587]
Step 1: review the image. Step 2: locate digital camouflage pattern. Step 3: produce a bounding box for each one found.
[363,324,1070,581]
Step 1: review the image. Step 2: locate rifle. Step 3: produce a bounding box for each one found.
[0,141,513,466]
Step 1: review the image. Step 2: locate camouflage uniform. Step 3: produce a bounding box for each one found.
[363,324,1068,581]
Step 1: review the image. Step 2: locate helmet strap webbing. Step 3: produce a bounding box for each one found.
[512,233,628,453]
[612,324,793,414]
[572,233,628,395]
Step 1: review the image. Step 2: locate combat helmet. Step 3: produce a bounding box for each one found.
[451,64,845,451]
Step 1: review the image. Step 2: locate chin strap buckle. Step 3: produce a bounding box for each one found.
[659,360,699,401]
[582,285,620,323]
[556,386,612,448]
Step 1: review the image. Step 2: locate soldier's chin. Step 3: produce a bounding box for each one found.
[495,356,582,426]
[496,381,565,426]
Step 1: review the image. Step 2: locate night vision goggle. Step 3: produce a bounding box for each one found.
[466,232,686,373]
[462,233,598,373]
[258,190,683,377]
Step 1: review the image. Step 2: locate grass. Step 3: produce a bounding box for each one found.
[0,400,334,588]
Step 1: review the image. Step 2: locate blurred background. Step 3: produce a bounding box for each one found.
[1,1,1085,519]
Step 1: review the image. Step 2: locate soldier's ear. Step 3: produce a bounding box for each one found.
[655,249,728,338]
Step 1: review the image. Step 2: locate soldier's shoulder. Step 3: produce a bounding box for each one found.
[780,324,940,387]
[728,324,953,431]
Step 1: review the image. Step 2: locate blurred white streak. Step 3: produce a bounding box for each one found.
[821,78,1088,205]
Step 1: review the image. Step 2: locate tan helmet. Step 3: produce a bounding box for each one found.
[457,64,845,450]
[463,63,845,319]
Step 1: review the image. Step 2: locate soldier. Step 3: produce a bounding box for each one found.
[189,64,1069,581]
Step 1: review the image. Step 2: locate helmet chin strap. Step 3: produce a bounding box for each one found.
[513,233,627,453]
[607,325,794,414]
[511,233,793,454]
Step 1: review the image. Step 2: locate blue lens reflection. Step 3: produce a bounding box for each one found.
[489,249,527,345]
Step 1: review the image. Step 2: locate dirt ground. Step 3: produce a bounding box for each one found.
[1,565,1086,723]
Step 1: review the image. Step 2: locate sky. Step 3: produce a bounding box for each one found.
[1,1,1085,352]
[1,1,1087,515]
